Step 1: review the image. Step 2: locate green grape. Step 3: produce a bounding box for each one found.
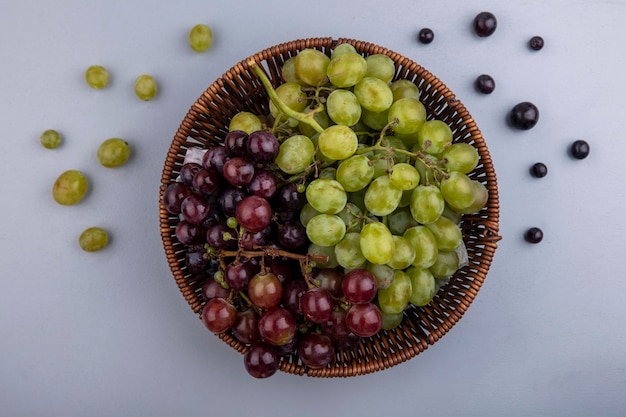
[457,180,489,214]
[347,188,368,213]
[281,57,302,84]
[364,54,395,84]
[360,222,395,264]
[305,178,347,214]
[403,225,438,269]
[294,48,330,86]
[360,108,389,131]
[371,158,389,179]
[134,74,157,101]
[442,142,479,174]
[97,138,131,168]
[308,243,339,268]
[337,202,363,233]
[366,263,395,289]
[383,136,410,163]
[336,155,375,192]
[40,129,62,149]
[318,167,337,179]
[354,77,394,112]
[399,189,412,208]
[299,107,330,137]
[335,232,367,269]
[387,206,418,235]
[377,270,412,314]
[52,170,88,205]
[387,97,426,135]
[331,43,358,59]
[188,24,213,52]
[85,65,109,89]
[326,89,361,126]
[390,163,420,190]
[300,203,320,226]
[79,227,109,252]
[226,217,238,229]
[269,82,308,121]
[387,235,416,270]
[318,125,358,161]
[415,154,444,186]
[364,175,402,216]
[390,79,420,102]
[409,184,444,225]
[275,134,315,174]
[419,119,452,155]
[381,311,404,330]
[424,216,463,251]
[429,250,459,279]
[440,171,476,211]
[306,214,346,247]
[326,51,367,88]
[407,267,436,306]
[229,111,262,134]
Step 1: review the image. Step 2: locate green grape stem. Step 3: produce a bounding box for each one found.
[248,60,325,134]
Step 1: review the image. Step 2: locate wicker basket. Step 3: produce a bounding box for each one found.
[159,37,501,377]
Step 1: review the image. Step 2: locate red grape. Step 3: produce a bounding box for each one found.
[235,195,272,233]
[201,279,230,301]
[314,268,344,298]
[232,308,261,344]
[180,193,212,225]
[248,272,283,309]
[244,342,279,378]
[246,130,279,163]
[258,307,297,346]
[192,167,221,195]
[345,303,382,337]
[300,288,333,324]
[201,298,237,334]
[202,146,230,174]
[223,157,255,187]
[341,269,378,304]
[224,130,249,157]
[162,182,193,214]
[297,332,335,369]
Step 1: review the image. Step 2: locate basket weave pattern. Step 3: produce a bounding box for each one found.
[160,37,501,377]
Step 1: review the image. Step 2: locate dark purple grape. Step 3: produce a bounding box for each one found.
[314,268,344,298]
[223,157,255,187]
[192,167,221,195]
[277,220,308,249]
[175,220,204,245]
[475,74,495,94]
[529,36,544,51]
[232,308,261,345]
[180,163,202,185]
[202,146,230,174]
[162,182,193,214]
[258,307,296,346]
[282,279,308,315]
[246,131,279,163]
[321,309,361,350]
[274,183,306,212]
[525,227,543,243]
[297,332,335,369]
[417,28,434,44]
[201,279,230,301]
[530,162,548,178]
[180,193,212,225]
[301,288,333,324]
[244,342,279,378]
[508,101,540,130]
[219,186,247,217]
[224,130,249,157]
[473,11,497,37]
[206,220,237,249]
[224,261,256,290]
[267,259,297,285]
[248,169,277,199]
[235,195,272,233]
[185,250,209,274]
[240,226,272,250]
[570,140,590,159]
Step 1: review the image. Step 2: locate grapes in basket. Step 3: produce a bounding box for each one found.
[162,44,488,378]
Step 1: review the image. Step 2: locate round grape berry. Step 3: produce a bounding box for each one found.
[508,101,539,130]
[524,227,544,244]
[570,140,590,159]
[78,227,109,252]
[473,11,497,37]
[530,162,548,178]
[189,23,213,52]
[40,129,62,149]
[529,36,544,51]
[417,28,434,44]
[475,74,495,94]
[134,74,157,101]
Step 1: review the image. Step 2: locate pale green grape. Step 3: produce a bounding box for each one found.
[335,233,367,269]
[97,138,131,168]
[300,203,321,226]
[354,77,394,112]
[387,98,426,135]
[403,225,438,268]
[372,158,389,179]
[294,48,330,86]
[79,227,109,252]
[387,235,416,270]
[306,214,346,247]
[305,178,347,214]
[407,267,436,306]
[409,184,444,224]
[337,202,363,233]
[269,82,308,120]
[442,142,479,174]
[377,270,412,314]
[331,43,357,59]
[275,135,315,174]
[419,119,452,155]
[364,175,402,216]
[308,243,339,268]
[326,51,367,88]
[366,263,395,289]
[134,74,157,101]
[326,89,361,126]
[364,54,395,84]
[440,171,475,211]
[456,180,489,214]
[85,65,109,89]
[360,108,389,131]
[281,57,301,84]
[390,163,420,190]
[336,155,375,192]
[40,129,62,149]
[390,79,420,101]
[360,222,395,264]
[425,216,463,251]
[52,170,88,205]
[387,206,417,235]
[229,111,263,134]
[381,311,404,330]
[429,250,459,279]
[318,125,358,160]
[188,24,213,52]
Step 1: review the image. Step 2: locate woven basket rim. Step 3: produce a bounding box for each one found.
[159,37,501,378]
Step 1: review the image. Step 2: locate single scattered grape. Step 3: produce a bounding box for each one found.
[473,11,497,37]
[85,65,109,89]
[97,138,131,168]
[525,227,544,243]
[529,36,544,51]
[52,170,89,205]
[78,227,109,252]
[134,74,157,101]
[475,74,495,94]
[530,162,548,178]
[189,23,213,52]
[417,28,434,44]
[509,101,539,130]
[40,129,62,149]
[570,140,590,159]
